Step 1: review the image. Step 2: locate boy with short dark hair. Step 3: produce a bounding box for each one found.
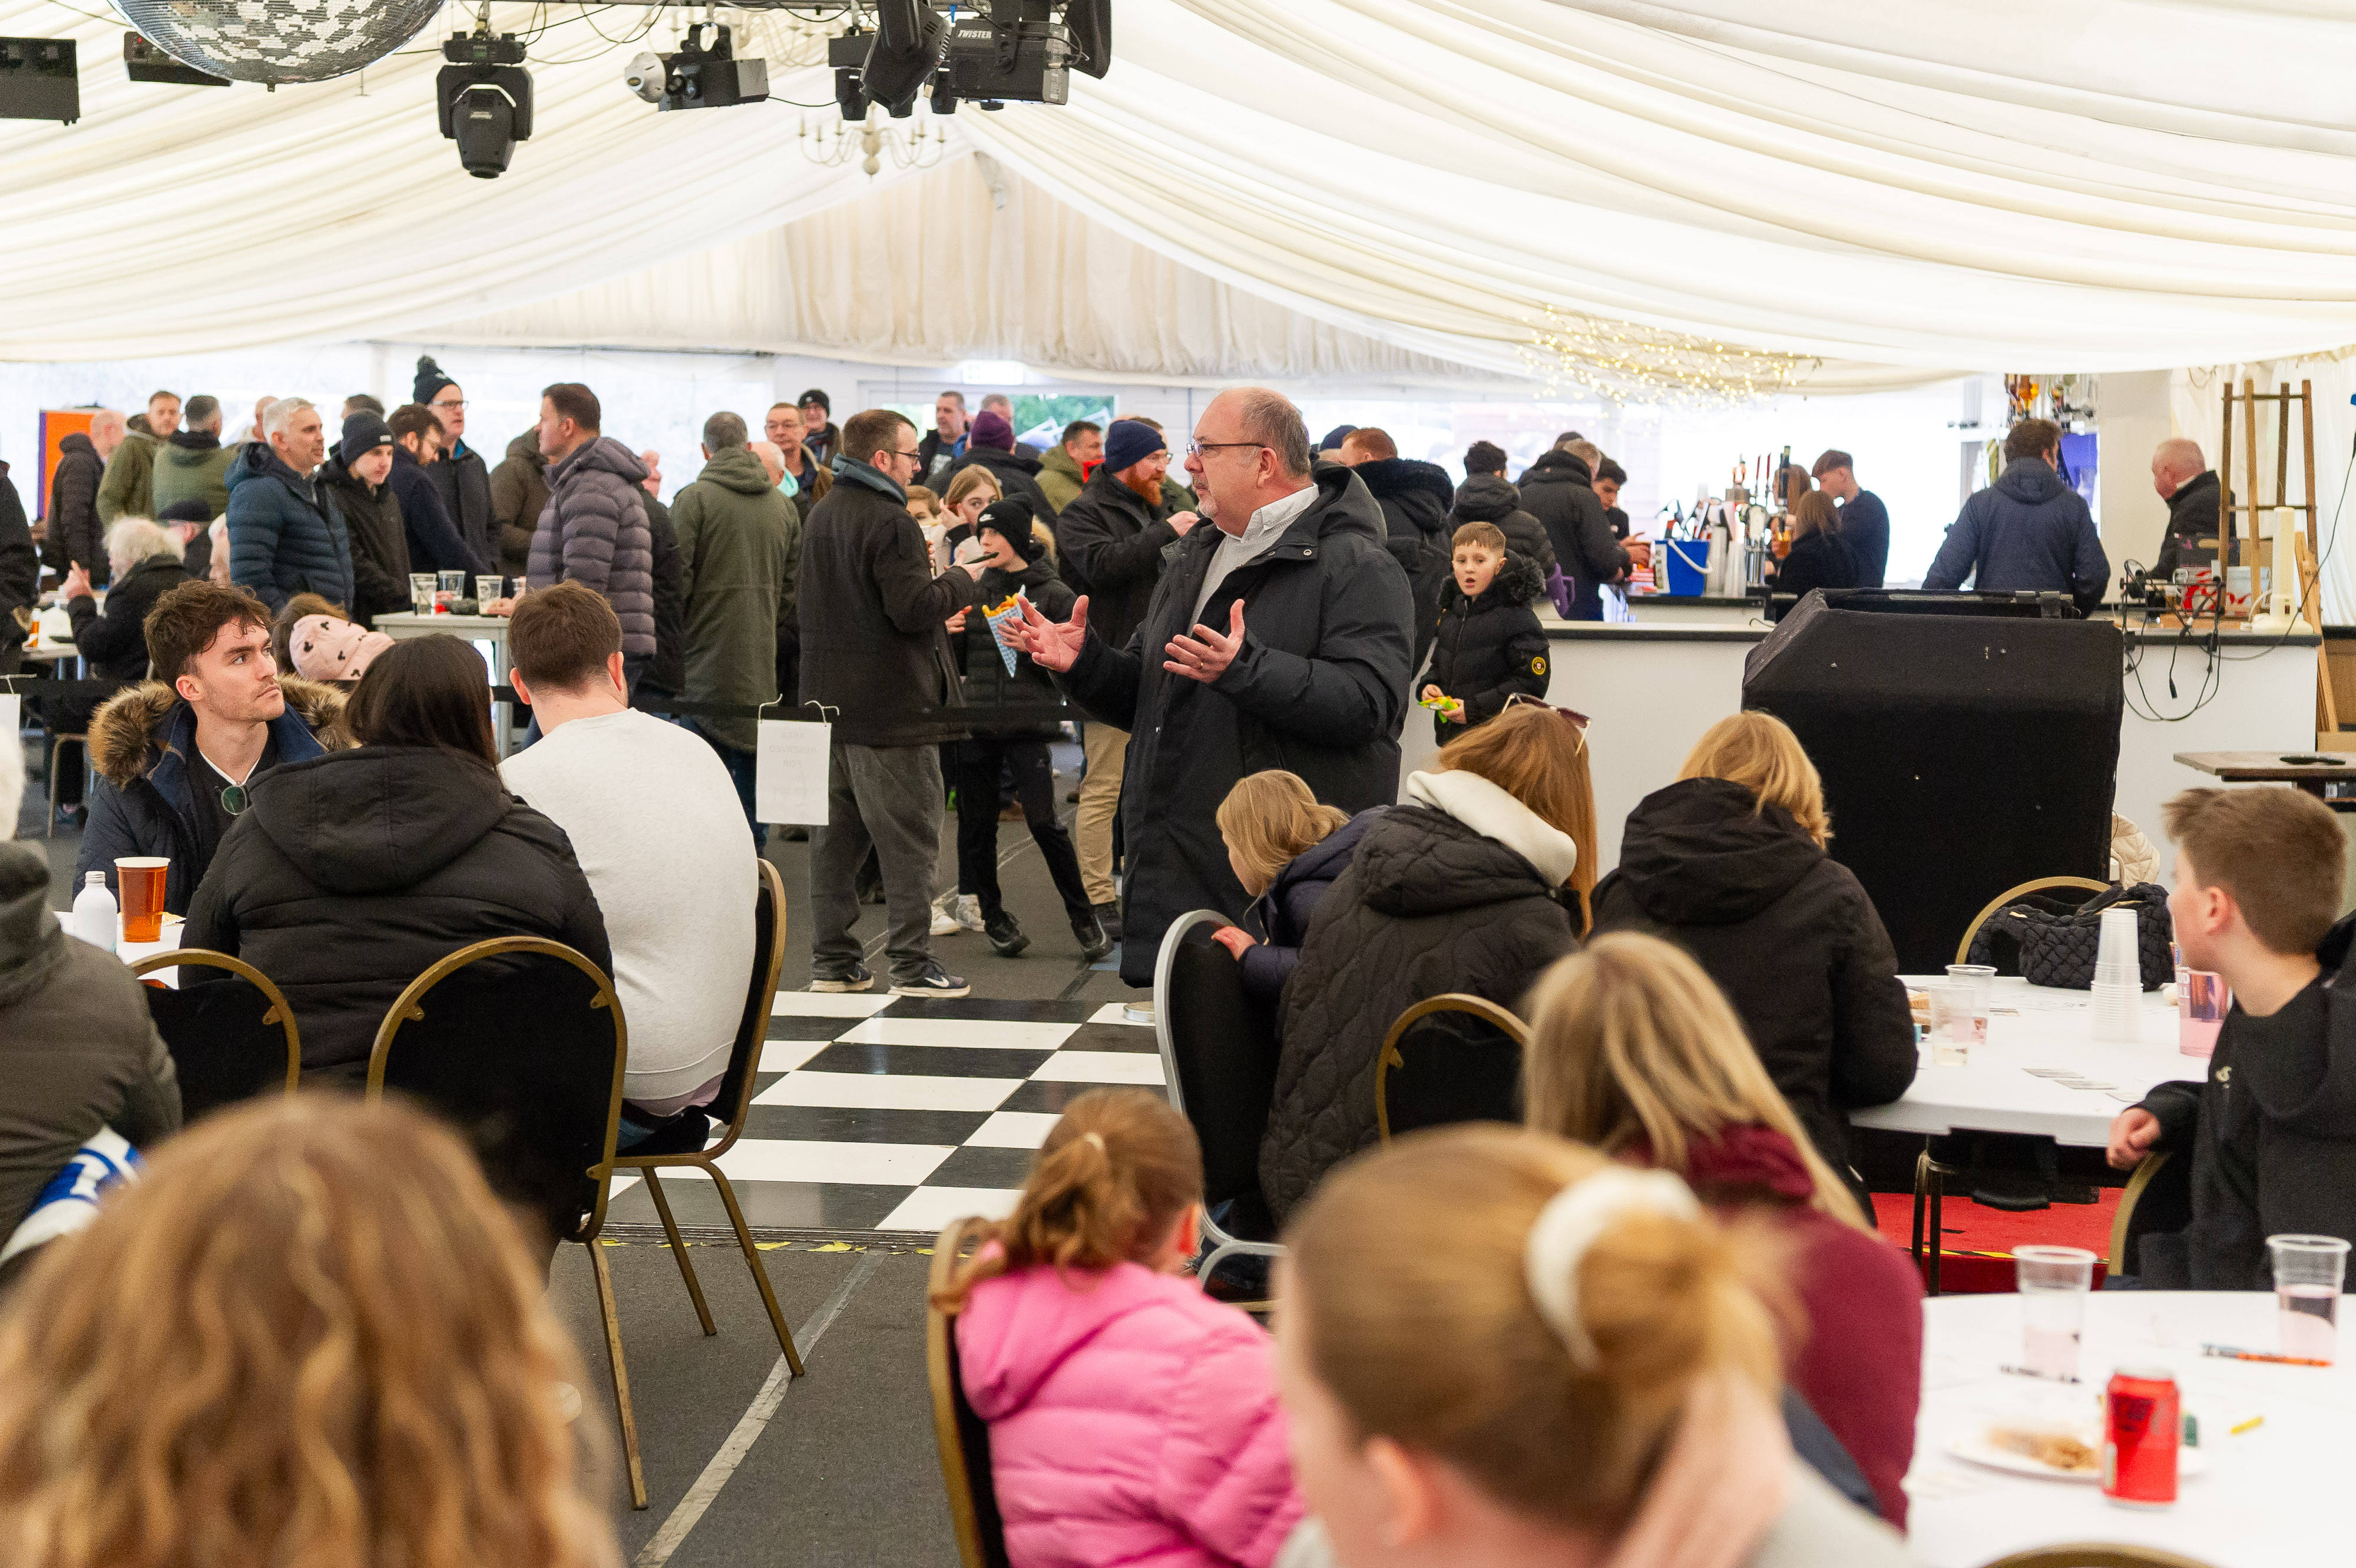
[1419,520,1548,742]
[2108,786,2356,1287]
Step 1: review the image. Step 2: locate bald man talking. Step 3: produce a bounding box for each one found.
[2152,438,2225,580]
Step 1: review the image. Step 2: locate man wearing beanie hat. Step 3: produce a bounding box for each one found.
[315,409,413,626]
[412,356,496,572]
[941,407,1057,520]
[1047,418,1205,935]
[947,497,1112,962]
[157,498,216,585]
[798,388,838,467]
[386,403,489,580]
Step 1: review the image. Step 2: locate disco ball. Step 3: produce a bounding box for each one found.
[112,0,445,85]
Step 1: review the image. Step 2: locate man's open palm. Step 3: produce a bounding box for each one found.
[1004,594,1088,671]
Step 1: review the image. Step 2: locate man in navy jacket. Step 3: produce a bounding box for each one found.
[1924,418,2108,610]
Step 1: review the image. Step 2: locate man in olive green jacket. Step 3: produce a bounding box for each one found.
[671,412,797,842]
[96,391,180,524]
[1035,419,1101,514]
[148,395,238,522]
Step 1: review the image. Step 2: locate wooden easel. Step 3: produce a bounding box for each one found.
[2218,379,2337,737]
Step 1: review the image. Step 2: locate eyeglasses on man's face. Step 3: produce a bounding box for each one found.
[431,398,468,410]
[1185,439,1268,459]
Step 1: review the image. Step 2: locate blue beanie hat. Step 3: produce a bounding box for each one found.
[1101,419,1166,476]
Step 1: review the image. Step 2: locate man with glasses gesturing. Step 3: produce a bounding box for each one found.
[1002,386,1415,987]
[799,409,988,997]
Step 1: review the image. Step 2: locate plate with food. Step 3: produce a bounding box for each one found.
[1947,1425,2206,1482]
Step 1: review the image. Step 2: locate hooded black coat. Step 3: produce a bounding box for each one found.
[64,553,186,682]
[42,432,104,582]
[1236,806,1383,1007]
[1057,465,1415,985]
[1922,457,2108,607]
[1350,456,1455,667]
[425,440,498,578]
[181,746,611,1079]
[1517,449,1630,620]
[1449,473,1557,579]
[1767,530,1859,620]
[956,554,1076,742]
[1590,778,1917,1175]
[1262,800,1579,1220]
[944,445,1056,519]
[317,447,412,624]
[1425,554,1550,742]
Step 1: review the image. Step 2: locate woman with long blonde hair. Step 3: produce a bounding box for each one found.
[1521,932,1923,1526]
[1278,1124,1909,1568]
[0,1096,617,1568]
[1591,710,1912,1199]
[1258,703,1592,1224]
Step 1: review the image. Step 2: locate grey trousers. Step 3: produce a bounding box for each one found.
[810,740,944,984]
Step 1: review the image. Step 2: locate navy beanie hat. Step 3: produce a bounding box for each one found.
[1101,419,1166,475]
[412,355,457,405]
[157,498,213,525]
[1318,424,1358,452]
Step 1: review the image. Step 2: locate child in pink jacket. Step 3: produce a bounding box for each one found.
[939,1087,1305,1568]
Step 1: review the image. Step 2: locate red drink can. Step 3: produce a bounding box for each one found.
[2102,1365,2179,1507]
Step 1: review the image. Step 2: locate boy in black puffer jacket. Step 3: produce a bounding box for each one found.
[1421,521,1548,743]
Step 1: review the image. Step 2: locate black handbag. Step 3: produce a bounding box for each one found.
[1964,882,2175,991]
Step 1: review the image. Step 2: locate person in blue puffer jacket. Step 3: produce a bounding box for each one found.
[227,397,353,614]
[1210,769,1384,1011]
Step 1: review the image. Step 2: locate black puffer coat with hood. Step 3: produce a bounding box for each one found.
[1261,768,1581,1221]
[1448,474,1557,579]
[1518,449,1629,620]
[182,746,610,1080]
[1425,553,1550,742]
[1590,777,1915,1175]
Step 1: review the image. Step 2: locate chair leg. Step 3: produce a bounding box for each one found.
[708,1162,803,1375]
[588,1239,648,1510]
[1909,1149,1930,1278]
[1927,1162,1945,1298]
[641,1169,716,1337]
[45,737,64,840]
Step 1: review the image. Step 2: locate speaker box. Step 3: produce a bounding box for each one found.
[1741,593,2123,973]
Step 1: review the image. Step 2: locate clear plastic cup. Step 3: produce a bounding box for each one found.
[409,573,436,614]
[2016,1245,2097,1378]
[476,574,504,606]
[1929,984,1984,1065]
[2269,1235,2350,1363]
[1946,962,1997,1015]
[2096,907,2140,975]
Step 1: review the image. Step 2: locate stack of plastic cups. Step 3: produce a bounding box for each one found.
[2091,906,2142,1040]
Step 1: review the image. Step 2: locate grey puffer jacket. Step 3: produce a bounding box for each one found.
[1260,776,1579,1220]
[0,841,180,1266]
[528,437,656,657]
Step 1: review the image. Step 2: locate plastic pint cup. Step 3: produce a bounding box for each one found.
[115,858,168,944]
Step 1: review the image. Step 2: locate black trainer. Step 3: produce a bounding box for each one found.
[809,962,873,993]
[1072,914,1114,962]
[891,962,972,998]
[1091,900,1123,941]
[984,912,1030,958]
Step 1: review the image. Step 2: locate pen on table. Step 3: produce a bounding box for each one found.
[2000,1364,2082,1384]
[2202,1344,2332,1367]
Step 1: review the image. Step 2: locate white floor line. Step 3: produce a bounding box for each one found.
[630,1248,889,1568]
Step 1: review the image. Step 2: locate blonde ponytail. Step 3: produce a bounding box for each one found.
[932,1089,1202,1312]
[1286,1126,1783,1536]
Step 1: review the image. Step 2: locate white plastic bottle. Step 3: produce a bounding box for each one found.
[70,871,117,953]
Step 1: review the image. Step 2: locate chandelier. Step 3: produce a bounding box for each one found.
[1519,306,1814,408]
[799,108,948,177]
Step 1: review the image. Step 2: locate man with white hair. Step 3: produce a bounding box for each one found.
[226,396,353,613]
[2152,437,2226,580]
[42,409,120,588]
[1004,385,1415,984]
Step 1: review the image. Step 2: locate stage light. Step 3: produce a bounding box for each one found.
[0,37,78,123]
[124,32,230,88]
[436,31,532,180]
[861,0,950,118]
[630,24,767,113]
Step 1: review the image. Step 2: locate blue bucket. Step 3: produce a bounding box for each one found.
[1662,538,1712,597]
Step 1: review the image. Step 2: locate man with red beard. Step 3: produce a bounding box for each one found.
[1049,418,1201,940]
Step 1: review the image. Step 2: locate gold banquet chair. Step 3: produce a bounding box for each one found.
[1375,993,1532,1143]
[926,1216,1014,1568]
[129,949,301,1119]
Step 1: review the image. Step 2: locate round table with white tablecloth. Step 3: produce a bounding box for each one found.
[1853,976,2196,1147]
[1907,1291,2354,1567]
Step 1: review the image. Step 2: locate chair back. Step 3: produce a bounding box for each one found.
[1154,909,1281,1207]
[927,1218,1014,1568]
[1376,994,1530,1143]
[1955,876,2109,968]
[130,950,300,1120]
[2108,1149,2192,1281]
[696,858,790,1160]
[368,938,624,1245]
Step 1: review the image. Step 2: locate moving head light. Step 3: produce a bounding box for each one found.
[832,1,1110,120]
[626,24,767,112]
[437,31,532,178]
[860,0,949,118]
[0,37,78,123]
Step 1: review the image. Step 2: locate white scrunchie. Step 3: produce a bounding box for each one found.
[1523,1169,1701,1369]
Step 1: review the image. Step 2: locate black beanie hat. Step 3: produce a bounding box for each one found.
[413,355,458,405]
[342,411,393,461]
[157,498,213,525]
[798,387,832,415]
[978,497,1045,563]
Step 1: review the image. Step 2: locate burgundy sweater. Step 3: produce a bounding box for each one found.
[1647,1124,1923,1528]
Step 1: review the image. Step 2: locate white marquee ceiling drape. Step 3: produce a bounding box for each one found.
[419,151,1517,388]
[8,1,2356,388]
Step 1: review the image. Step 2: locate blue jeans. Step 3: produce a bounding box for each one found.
[703,729,766,848]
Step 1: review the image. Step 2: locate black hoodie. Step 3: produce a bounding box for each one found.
[1517,449,1630,620]
[182,746,610,1079]
[1591,777,1916,1174]
[1351,456,1456,666]
[1449,473,1557,578]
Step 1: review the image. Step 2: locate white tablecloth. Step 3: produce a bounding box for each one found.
[1910,1291,2353,1567]
[1851,977,2195,1147]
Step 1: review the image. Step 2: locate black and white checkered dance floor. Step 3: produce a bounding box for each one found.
[605,993,1160,1235]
